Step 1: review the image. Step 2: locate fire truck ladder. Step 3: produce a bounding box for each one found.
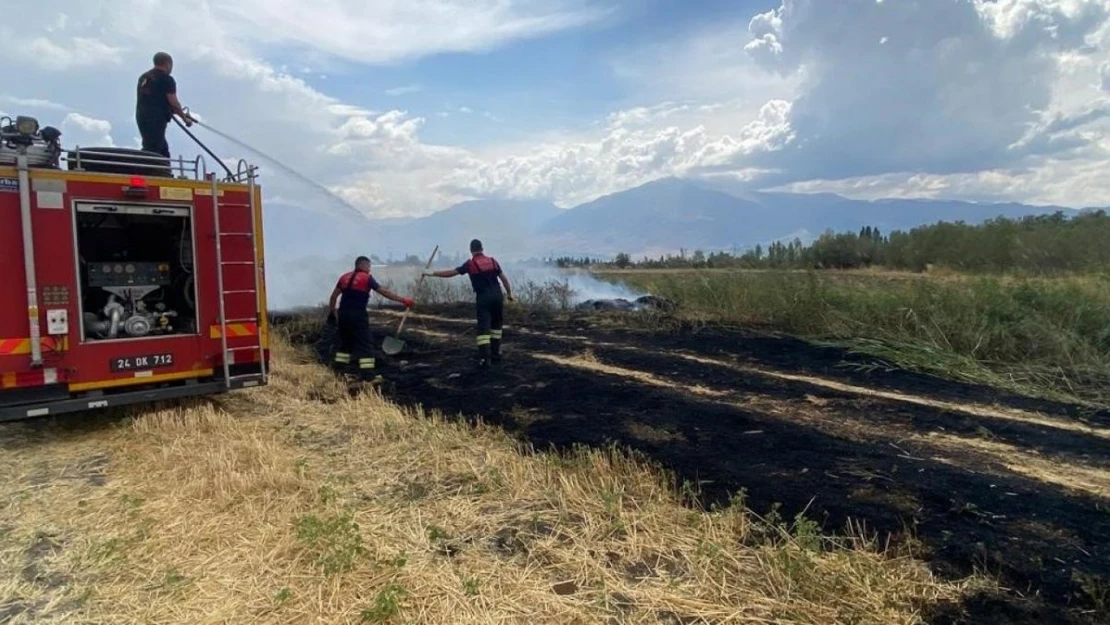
[209,171,267,389]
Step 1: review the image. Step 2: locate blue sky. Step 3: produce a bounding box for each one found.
[2,0,1109,220]
[285,0,777,146]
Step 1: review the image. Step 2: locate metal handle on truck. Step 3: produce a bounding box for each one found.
[17,153,43,367]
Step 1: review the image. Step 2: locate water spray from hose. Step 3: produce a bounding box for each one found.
[193,119,371,223]
[177,115,375,224]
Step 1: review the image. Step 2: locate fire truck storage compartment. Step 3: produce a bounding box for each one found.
[75,201,198,341]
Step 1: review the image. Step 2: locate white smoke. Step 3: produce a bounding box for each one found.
[523,266,646,301]
[263,256,646,312]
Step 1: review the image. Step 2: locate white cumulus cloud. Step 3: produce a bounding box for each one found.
[0,96,68,112]
[742,0,1110,186]
[61,113,115,147]
[438,99,795,207]
[0,33,124,71]
[1,0,1108,225]
[208,0,614,64]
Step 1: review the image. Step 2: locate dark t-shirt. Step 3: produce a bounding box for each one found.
[336,270,382,312]
[136,68,176,122]
[456,254,503,296]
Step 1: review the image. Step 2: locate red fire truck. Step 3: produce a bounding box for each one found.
[1,113,270,421]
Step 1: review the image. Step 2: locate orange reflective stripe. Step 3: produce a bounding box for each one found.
[0,369,62,389]
[0,339,25,355]
[208,323,259,339]
[0,337,67,355]
[233,322,258,337]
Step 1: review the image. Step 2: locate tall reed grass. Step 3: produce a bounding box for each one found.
[607,270,1110,406]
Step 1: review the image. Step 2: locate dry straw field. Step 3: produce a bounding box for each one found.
[0,337,975,624]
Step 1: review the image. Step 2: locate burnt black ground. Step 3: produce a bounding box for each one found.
[273,306,1110,625]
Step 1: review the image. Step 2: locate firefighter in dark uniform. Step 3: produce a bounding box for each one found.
[135,52,194,158]
[424,239,513,367]
[328,256,414,381]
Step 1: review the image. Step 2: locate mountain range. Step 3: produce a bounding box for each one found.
[263,176,1096,262]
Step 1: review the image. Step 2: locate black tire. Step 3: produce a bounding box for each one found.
[66,147,174,178]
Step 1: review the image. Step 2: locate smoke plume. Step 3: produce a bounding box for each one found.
[265,255,645,312]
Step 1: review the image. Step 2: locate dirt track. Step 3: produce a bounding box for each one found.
[280,305,1110,625]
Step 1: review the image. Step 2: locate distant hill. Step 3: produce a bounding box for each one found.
[265,177,1093,263]
[386,199,561,258]
[262,200,381,260]
[262,198,561,267]
[531,177,1072,257]
[537,177,783,256]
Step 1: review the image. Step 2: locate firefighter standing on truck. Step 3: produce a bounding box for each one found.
[424,239,513,367]
[135,51,194,158]
[328,256,414,382]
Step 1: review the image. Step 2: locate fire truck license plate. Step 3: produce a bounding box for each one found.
[111,353,174,372]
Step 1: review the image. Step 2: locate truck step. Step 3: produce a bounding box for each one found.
[227,375,265,388]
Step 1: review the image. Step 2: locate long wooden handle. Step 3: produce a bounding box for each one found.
[395,244,439,335]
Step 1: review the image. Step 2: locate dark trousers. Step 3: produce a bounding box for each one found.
[475,291,504,362]
[137,115,170,158]
[334,309,377,380]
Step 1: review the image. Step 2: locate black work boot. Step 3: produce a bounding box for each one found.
[490,339,502,364]
[358,369,384,385]
[477,344,491,368]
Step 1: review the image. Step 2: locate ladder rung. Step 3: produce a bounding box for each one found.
[226,346,261,351]
[220,232,254,236]
[221,261,255,265]
[224,317,257,323]
[222,289,256,295]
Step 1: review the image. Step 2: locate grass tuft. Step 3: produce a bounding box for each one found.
[293,511,366,576]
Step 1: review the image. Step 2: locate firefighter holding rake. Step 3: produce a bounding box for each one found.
[328,256,414,383]
[423,239,513,368]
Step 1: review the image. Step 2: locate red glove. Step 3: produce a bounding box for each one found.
[401,297,414,308]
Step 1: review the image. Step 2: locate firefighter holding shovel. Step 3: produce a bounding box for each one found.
[328,256,414,383]
[424,239,513,368]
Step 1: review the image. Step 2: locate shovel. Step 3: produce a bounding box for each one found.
[382,245,438,355]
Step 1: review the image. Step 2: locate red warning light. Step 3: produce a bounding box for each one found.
[123,175,149,198]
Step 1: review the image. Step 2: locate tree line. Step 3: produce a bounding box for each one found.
[559,210,1109,274]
